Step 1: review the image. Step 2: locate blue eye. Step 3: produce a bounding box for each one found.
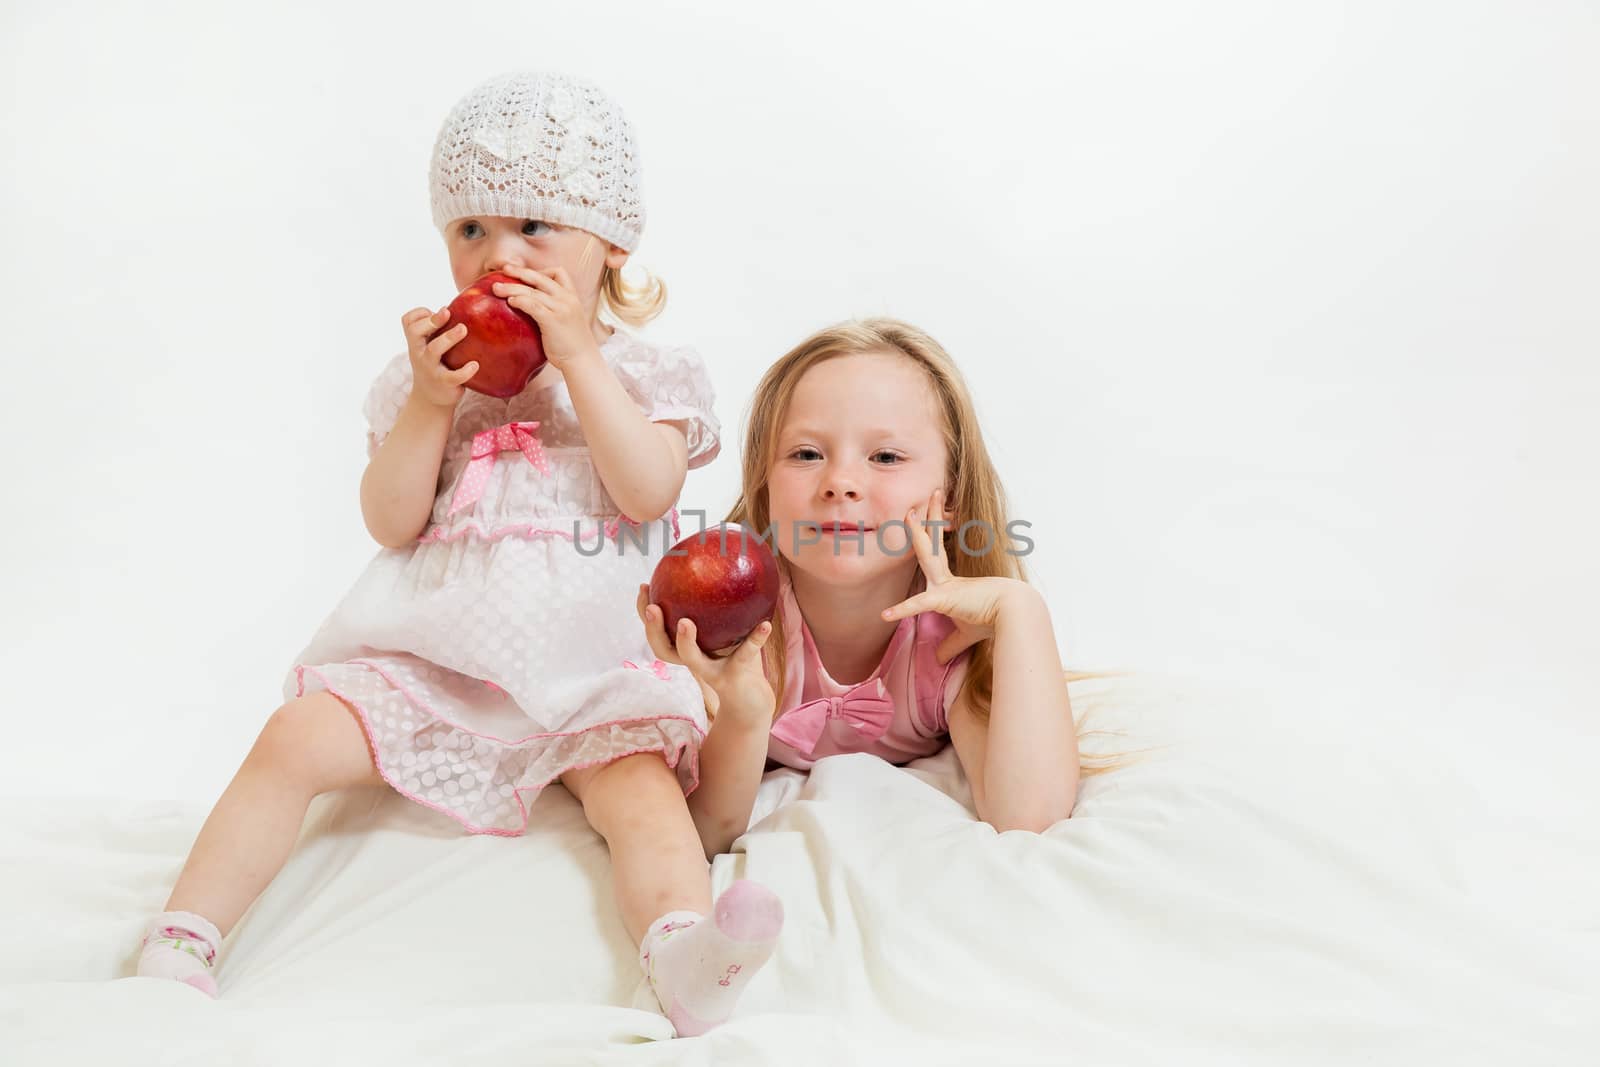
[461,221,482,238]
[523,220,551,236]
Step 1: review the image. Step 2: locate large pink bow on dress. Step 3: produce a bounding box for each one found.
[768,678,894,758]
[448,421,551,517]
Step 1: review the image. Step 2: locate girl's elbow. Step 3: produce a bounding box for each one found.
[986,810,1067,834]
[365,515,420,550]
[632,499,675,525]
[618,481,682,525]
[696,822,739,861]
[982,794,1076,834]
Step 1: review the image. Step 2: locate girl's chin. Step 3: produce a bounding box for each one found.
[785,545,914,583]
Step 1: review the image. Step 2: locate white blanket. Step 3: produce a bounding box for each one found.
[2,673,1594,1065]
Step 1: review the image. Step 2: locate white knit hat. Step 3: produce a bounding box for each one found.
[428,71,645,252]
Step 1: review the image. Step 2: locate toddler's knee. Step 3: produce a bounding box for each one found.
[576,752,679,826]
[593,751,673,791]
[247,694,344,790]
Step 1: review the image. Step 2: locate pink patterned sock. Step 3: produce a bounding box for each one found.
[135,910,221,997]
[638,880,784,1037]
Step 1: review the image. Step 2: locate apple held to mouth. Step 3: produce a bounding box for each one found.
[649,524,781,655]
[440,271,548,398]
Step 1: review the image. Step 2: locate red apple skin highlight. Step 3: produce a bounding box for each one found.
[649,524,781,655]
[441,271,548,398]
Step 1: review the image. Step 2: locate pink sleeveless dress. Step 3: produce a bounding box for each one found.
[765,574,971,771]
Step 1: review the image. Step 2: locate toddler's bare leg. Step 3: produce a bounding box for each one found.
[165,690,386,935]
[562,752,783,1036]
[561,752,710,943]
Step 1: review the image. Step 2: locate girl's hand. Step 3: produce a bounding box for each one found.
[636,584,776,724]
[492,265,596,369]
[880,488,1035,664]
[401,306,479,409]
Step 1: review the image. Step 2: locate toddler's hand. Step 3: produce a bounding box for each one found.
[490,265,595,368]
[401,306,479,409]
[636,584,775,725]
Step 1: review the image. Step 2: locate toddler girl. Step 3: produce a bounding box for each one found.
[135,71,782,1038]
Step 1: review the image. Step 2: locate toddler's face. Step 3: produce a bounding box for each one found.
[443,216,624,302]
[766,351,954,585]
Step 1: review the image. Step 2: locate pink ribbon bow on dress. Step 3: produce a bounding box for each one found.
[768,677,894,758]
[448,421,552,517]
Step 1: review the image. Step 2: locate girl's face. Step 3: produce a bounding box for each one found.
[766,351,954,586]
[443,216,626,302]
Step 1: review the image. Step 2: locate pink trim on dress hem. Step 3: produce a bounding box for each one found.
[294,662,704,837]
[338,656,700,747]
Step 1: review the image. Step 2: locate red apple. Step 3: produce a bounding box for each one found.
[440,271,547,398]
[650,524,781,655]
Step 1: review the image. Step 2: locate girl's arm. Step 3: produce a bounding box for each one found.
[685,700,772,859]
[636,586,776,859]
[491,264,688,523]
[361,307,482,548]
[946,586,1080,832]
[880,488,1081,833]
[564,353,690,523]
[359,395,455,547]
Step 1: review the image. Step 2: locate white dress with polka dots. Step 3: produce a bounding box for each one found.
[283,328,719,835]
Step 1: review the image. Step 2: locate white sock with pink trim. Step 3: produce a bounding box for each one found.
[638,880,784,1037]
[135,910,221,997]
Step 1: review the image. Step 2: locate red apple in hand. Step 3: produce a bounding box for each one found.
[650,524,781,655]
[440,271,547,398]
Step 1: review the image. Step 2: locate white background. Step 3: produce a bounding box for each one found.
[2,1,1594,823]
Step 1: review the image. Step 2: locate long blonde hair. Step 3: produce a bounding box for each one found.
[726,317,1139,779]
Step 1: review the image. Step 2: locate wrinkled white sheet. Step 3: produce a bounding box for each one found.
[2,673,1594,1065]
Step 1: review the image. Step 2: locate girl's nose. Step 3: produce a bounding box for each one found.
[488,239,530,273]
[821,476,861,502]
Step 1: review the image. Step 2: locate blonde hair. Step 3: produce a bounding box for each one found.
[726,317,1142,779]
[599,264,667,328]
[573,234,668,329]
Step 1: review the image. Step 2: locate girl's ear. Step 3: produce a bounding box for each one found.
[604,243,629,271]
